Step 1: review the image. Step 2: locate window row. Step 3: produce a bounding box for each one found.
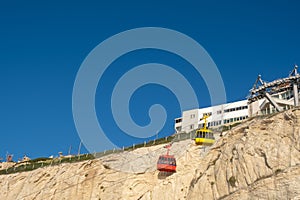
[223,116,248,124]
[198,120,222,128]
[196,131,215,139]
[281,90,293,100]
[157,157,176,165]
[224,105,248,113]
[197,115,248,127]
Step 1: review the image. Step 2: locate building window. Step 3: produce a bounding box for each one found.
[190,114,195,119]
[175,118,182,123]
[224,119,229,124]
[190,124,194,129]
[217,110,222,114]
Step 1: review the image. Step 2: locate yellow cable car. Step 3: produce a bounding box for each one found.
[195,115,215,146]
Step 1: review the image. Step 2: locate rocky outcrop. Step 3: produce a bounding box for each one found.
[101,139,192,174]
[0,110,299,200]
[187,109,300,200]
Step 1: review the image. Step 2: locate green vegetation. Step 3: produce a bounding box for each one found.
[0,134,180,175]
[124,135,176,151]
[0,154,95,175]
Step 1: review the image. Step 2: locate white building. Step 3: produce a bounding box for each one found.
[174,87,297,133]
[175,66,300,133]
[174,100,249,133]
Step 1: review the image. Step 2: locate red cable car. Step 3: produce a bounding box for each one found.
[157,143,176,172]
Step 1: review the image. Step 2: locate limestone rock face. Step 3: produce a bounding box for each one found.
[0,110,299,200]
[187,109,300,200]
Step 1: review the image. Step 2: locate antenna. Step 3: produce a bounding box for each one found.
[68,145,72,155]
[77,141,82,155]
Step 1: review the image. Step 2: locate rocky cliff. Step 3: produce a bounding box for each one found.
[0,109,299,200]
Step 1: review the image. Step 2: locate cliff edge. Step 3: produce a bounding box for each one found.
[0,109,299,200]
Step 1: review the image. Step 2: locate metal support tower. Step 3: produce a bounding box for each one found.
[250,75,282,112]
[248,65,300,113]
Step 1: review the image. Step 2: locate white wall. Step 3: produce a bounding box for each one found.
[181,109,199,132]
[175,100,250,132]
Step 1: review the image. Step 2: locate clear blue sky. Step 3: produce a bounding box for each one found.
[0,0,299,160]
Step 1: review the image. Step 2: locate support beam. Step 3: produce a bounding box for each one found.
[293,82,299,106]
[292,65,299,107]
[265,93,283,112]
